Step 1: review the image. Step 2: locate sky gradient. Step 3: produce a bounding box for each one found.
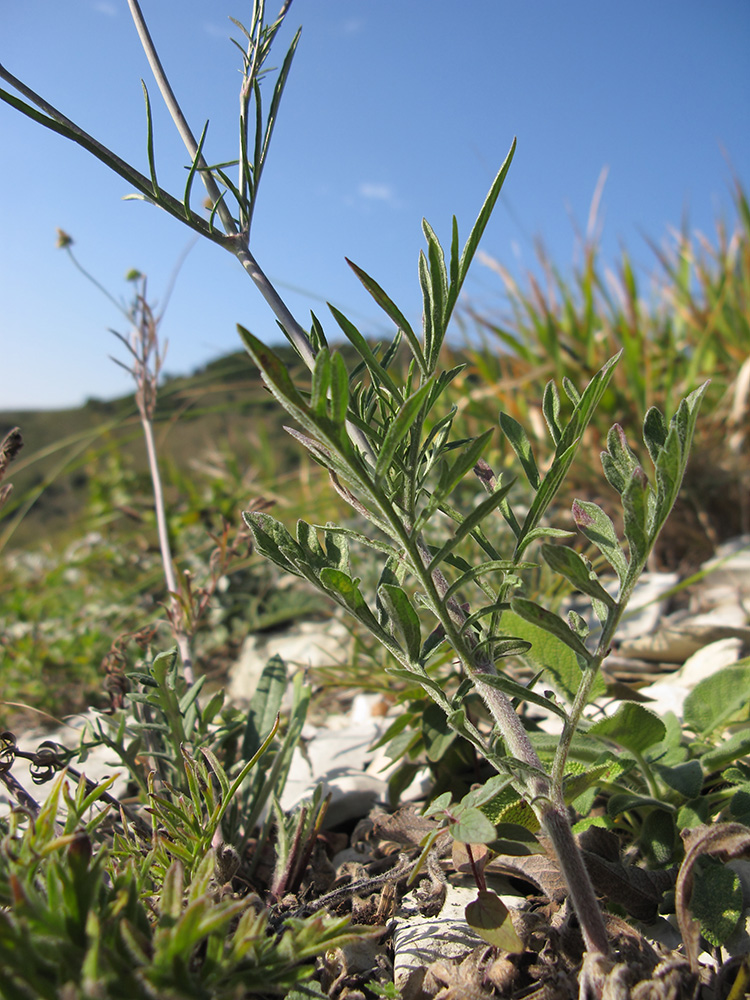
[1,1,748,410]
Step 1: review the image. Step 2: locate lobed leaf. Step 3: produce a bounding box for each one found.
[601,423,639,495]
[542,380,563,445]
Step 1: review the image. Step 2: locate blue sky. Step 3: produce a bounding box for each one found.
[1,1,748,410]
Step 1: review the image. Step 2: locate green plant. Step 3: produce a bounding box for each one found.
[0,756,369,998]
[0,636,382,996]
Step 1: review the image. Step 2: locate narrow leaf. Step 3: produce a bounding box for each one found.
[345,259,425,372]
[541,544,616,608]
[242,654,287,761]
[329,351,350,425]
[428,478,517,571]
[542,380,562,444]
[375,380,433,480]
[453,140,516,311]
[378,583,422,661]
[476,673,568,720]
[500,412,540,490]
[510,597,591,661]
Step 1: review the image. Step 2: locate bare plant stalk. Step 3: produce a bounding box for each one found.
[139,412,194,684]
[110,279,195,684]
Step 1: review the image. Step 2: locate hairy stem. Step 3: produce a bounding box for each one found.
[540,803,610,956]
[408,538,609,956]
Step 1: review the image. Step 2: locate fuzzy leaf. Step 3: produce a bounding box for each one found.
[242,510,303,576]
[514,442,578,557]
[643,404,669,465]
[430,428,495,509]
[621,465,651,562]
[452,141,516,312]
[310,348,332,417]
[689,856,743,947]
[242,654,286,761]
[588,703,666,754]
[422,702,456,762]
[329,351,350,425]
[601,423,640,495]
[443,558,516,602]
[676,822,750,970]
[700,731,750,772]
[542,380,562,444]
[572,498,629,583]
[641,809,676,866]
[683,663,750,737]
[475,673,568,721]
[654,760,704,800]
[428,478,517,571]
[450,809,498,845]
[345,258,424,372]
[318,567,386,638]
[500,610,606,705]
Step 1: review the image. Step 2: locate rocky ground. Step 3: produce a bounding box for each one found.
[2,535,749,998]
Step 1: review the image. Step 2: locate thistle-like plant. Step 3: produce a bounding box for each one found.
[236,157,707,965]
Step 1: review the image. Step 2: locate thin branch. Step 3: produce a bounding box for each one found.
[126,0,240,242]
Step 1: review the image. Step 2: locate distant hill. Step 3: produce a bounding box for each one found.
[0,347,314,549]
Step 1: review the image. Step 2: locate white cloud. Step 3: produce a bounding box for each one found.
[357,182,395,203]
[338,18,365,36]
[91,1,117,15]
